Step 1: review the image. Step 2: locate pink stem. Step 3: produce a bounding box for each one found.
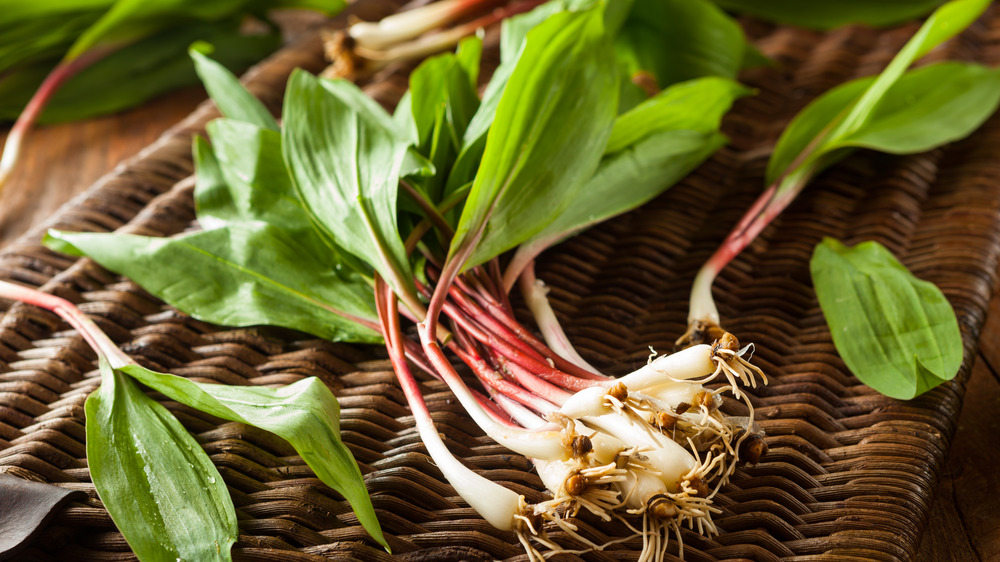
[491,352,572,406]
[0,280,131,367]
[451,343,558,414]
[459,276,607,381]
[0,48,114,188]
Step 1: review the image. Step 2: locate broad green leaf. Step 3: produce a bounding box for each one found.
[0,14,100,75]
[0,0,112,23]
[810,238,962,399]
[511,130,727,276]
[765,76,871,184]
[446,1,574,197]
[203,120,307,229]
[767,62,1000,184]
[605,76,751,154]
[64,0,341,60]
[191,134,233,231]
[87,358,237,561]
[711,0,944,30]
[190,47,277,131]
[409,52,480,151]
[0,20,279,123]
[196,118,373,276]
[282,71,415,301]
[45,226,380,343]
[766,0,992,186]
[512,76,749,263]
[451,4,618,269]
[615,0,750,112]
[119,366,388,550]
[455,35,482,88]
[407,48,480,203]
[835,62,1000,153]
[831,0,990,139]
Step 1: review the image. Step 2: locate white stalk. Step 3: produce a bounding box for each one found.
[614,344,715,391]
[420,324,572,461]
[581,413,697,491]
[349,0,469,50]
[412,411,525,530]
[687,267,721,328]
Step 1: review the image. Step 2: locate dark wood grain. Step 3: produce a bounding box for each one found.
[917,300,1000,562]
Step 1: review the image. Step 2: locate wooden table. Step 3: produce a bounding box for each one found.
[1,51,998,562]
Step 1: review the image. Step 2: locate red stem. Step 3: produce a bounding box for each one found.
[0,48,114,188]
[451,343,558,414]
[457,276,606,381]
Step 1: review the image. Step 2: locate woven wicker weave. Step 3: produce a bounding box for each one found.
[2,3,1000,561]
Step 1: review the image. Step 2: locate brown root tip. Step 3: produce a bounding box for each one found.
[652,412,678,431]
[738,432,768,465]
[684,476,710,498]
[565,473,589,496]
[676,320,728,350]
[320,30,360,80]
[693,390,717,411]
[715,332,740,353]
[607,382,628,403]
[648,496,679,519]
[571,435,593,458]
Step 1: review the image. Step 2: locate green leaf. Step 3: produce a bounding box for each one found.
[190,47,277,131]
[615,0,750,111]
[45,226,380,343]
[0,19,280,123]
[202,119,307,229]
[605,76,751,154]
[0,0,112,24]
[191,134,232,230]
[407,48,481,203]
[66,0,256,60]
[767,0,993,186]
[512,130,727,272]
[446,1,572,196]
[409,47,479,150]
[282,70,415,300]
[118,366,388,550]
[835,62,1000,154]
[195,118,374,276]
[451,4,618,270]
[810,238,962,400]
[0,13,101,75]
[711,0,945,30]
[513,77,748,257]
[86,358,237,561]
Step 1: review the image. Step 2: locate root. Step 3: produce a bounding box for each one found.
[709,333,767,400]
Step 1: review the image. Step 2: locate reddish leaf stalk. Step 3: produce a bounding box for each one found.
[0,47,115,189]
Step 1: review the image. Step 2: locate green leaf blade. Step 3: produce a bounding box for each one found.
[119,366,388,550]
[710,0,945,30]
[190,47,277,131]
[452,3,619,269]
[45,227,380,343]
[810,238,963,399]
[87,359,237,562]
[616,0,750,111]
[834,62,1000,154]
[281,70,414,298]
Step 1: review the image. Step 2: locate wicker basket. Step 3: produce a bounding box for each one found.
[2,2,1000,560]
